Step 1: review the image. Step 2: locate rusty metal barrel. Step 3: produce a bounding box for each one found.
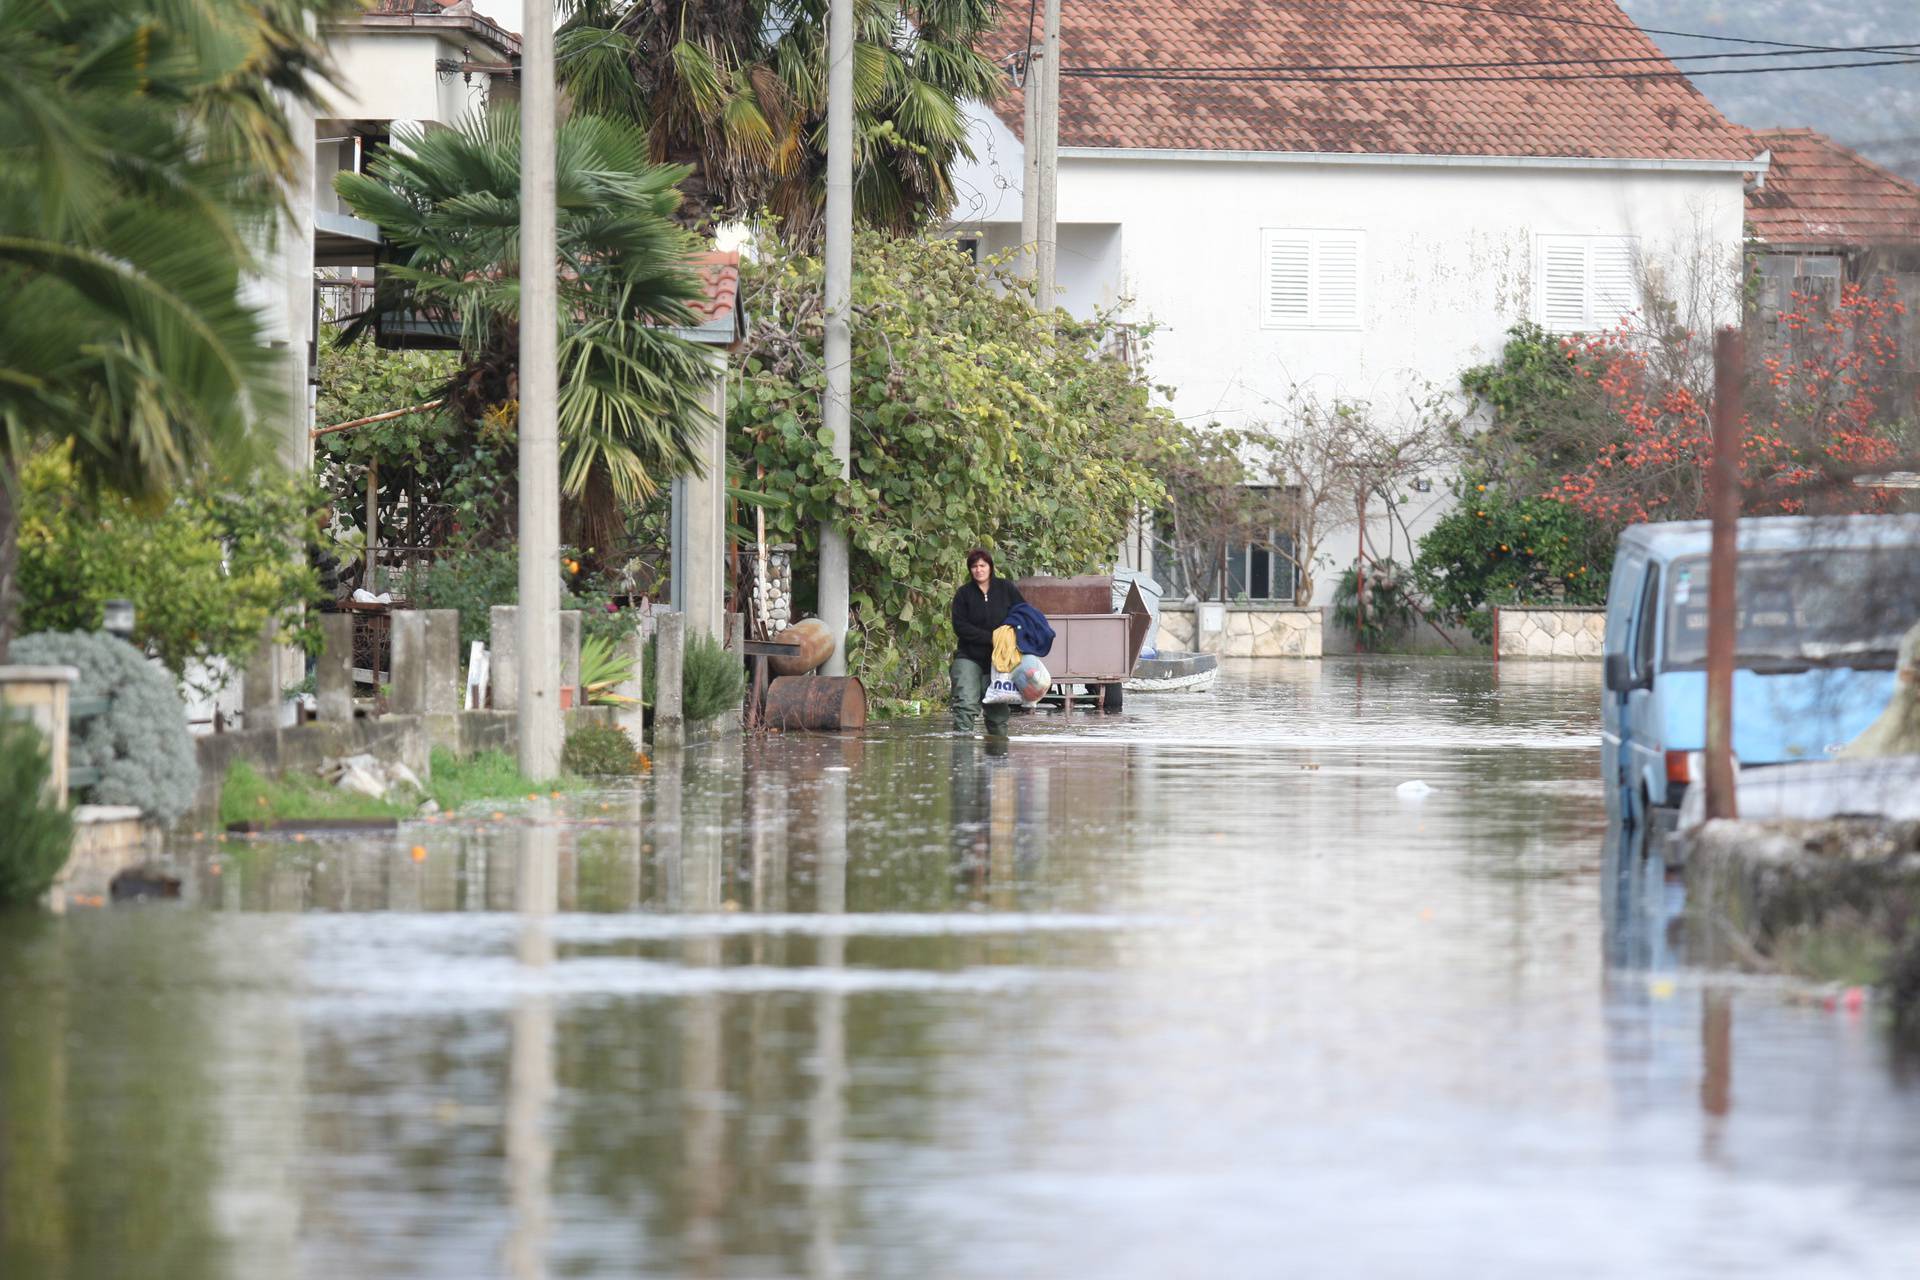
[768,618,836,676]
[765,675,867,731]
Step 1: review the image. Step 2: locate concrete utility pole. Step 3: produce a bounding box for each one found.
[1018,43,1040,281]
[818,0,853,676]
[1035,0,1062,312]
[516,0,563,777]
[1704,327,1742,820]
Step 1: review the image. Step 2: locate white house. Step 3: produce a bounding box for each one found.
[948,0,1766,609]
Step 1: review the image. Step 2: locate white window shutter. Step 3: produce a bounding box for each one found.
[1263,233,1311,327]
[1540,237,1589,333]
[1590,239,1638,330]
[1261,229,1363,329]
[1313,235,1362,328]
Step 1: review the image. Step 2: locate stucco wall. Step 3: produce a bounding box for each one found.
[948,102,1750,604]
[1493,607,1607,660]
[1160,606,1323,658]
[323,32,487,126]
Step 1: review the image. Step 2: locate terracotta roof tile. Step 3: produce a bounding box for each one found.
[687,250,741,324]
[986,0,1754,161]
[1745,128,1920,248]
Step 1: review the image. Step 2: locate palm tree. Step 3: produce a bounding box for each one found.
[557,0,1006,240]
[0,0,347,658]
[335,109,716,555]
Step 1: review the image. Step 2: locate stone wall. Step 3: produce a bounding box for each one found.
[1493,607,1606,660]
[749,543,794,637]
[1159,606,1323,658]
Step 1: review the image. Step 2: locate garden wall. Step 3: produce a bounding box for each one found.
[1159,605,1323,658]
[1493,606,1606,660]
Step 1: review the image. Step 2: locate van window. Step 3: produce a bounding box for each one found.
[1632,568,1661,678]
[1664,549,1920,671]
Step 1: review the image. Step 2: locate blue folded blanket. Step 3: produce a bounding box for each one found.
[1006,602,1055,657]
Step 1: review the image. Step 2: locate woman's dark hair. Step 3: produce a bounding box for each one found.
[965,547,994,574]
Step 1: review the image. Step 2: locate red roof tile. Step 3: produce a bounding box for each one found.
[986,0,1754,162]
[687,250,741,325]
[1745,128,1920,248]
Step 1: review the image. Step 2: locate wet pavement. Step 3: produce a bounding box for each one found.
[5,658,1920,1278]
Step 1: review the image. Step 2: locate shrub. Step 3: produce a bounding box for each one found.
[10,631,199,824]
[1332,559,1418,648]
[1413,479,1613,643]
[15,445,322,690]
[683,634,744,722]
[0,721,74,906]
[562,721,642,776]
[405,545,641,651]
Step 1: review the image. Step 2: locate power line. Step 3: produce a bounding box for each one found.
[1066,58,1920,86]
[1375,0,1920,55]
[1066,43,1920,77]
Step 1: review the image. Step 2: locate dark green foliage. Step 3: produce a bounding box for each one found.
[405,546,643,651]
[1332,559,1419,648]
[682,634,744,723]
[11,631,199,823]
[1412,480,1613,643]
[562,721,642,776]
[1456,322,1614,494]
[0,721,74,906]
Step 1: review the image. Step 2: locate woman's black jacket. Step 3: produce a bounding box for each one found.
[950,577,1025,671]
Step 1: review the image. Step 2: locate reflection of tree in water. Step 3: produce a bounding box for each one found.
[0,915,226,1279]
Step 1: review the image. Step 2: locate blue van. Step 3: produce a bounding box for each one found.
[1601,514,1920,860]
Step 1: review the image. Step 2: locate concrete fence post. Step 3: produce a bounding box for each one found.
[655,610,685,747]
[389,611,428,716]
[490,606,519,710]
[614,630,646,740]
[317,613,355,722]
[423,610,463,715]
[560,610,582,705]
[242,622,280,729]
[0,665,78,805]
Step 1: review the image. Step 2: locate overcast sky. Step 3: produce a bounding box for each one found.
[1621,0,1920,177]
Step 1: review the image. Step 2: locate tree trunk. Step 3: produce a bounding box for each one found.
[0,451,19,663]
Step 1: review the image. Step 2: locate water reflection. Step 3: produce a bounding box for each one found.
[7,660,1920,1277]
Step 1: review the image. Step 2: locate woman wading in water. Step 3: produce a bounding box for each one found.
[949,547,1024,735]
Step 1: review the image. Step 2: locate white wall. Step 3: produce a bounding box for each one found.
[947,101,1750,601]
[323,32,494,126]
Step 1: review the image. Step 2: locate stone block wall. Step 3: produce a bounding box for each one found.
[750,543,794,637]
[1493,607,1606,660]
[1158,606,1323,658]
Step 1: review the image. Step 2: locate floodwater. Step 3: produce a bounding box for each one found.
[5,659,1920,1279]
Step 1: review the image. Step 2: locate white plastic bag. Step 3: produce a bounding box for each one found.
[983,670,1023,705]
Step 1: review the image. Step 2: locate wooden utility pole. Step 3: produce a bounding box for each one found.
[516,0,562,777]
[1035,0,1061,311]
[818,0,853,675]
[1705,327,1742,819]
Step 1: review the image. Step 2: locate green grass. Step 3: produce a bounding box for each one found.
[219,750,591,827]
[426,746,587,812]
[219,760,412,826]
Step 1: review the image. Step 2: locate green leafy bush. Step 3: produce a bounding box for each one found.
[15,446,321,687]
[562,721,642,776]
[683,634,744,722]
[11,631,199,824]
[405,546,641,651]
[0,721,74,907]
[1412,479,1613,643]
[1332,559,1419,649]
[731,231,1167,699]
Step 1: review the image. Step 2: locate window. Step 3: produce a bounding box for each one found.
[1631,567,1661,679]
[1536,234,1638,333]
[1260,229,1364,329]
[1154,489,1299,603]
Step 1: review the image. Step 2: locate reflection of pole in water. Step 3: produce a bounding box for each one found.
[809,769,848,1280]
[506,825,555,1280]
[681,754,727,1276]
[989,763,1016,912]
[1701,988,1733,1122]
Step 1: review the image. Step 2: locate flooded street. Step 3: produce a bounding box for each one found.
[6,659,1920,1277]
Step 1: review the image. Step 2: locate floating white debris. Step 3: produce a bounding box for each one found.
[1396,780,1433,798]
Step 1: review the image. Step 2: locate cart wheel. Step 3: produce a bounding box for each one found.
[1099,682,1124,713]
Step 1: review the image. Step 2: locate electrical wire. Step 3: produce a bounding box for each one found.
[1364,0,1920,55]
[1065,58,1920,85]
[1066,43,1920,77]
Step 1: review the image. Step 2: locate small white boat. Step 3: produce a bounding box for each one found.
[1124,652,1219,693]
